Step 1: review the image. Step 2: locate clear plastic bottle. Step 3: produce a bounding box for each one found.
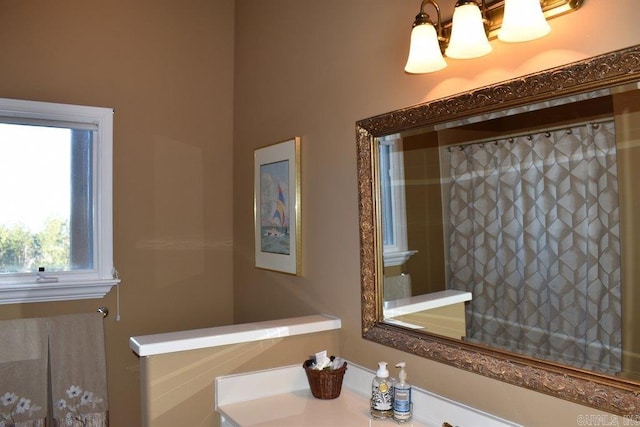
[370,361,394,419]
[393,362,412,422]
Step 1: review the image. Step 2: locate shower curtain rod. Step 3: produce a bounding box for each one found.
[446,116,613,152]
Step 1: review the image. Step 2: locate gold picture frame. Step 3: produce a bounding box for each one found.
[254,137,301,275]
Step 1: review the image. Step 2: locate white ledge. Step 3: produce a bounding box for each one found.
[129,314,342,357]
[383,290,472,318]
[383,250,418,267]
[0,279,120,305]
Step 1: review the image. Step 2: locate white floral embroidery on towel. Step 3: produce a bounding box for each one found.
[1,391,42,425]
[56,386,104,426]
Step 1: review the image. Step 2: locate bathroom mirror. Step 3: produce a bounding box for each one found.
[357,44,640,415]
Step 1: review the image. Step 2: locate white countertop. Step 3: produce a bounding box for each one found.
[219,388,423,427]
[129,314,341,356]
[215,363,521,427]
[383,290,472,318]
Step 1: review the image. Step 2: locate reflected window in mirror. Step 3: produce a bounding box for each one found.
[379,135,417,270]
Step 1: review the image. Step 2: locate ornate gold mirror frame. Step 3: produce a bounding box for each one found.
[357,44,640,415]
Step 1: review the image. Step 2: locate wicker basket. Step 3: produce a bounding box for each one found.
[303,360,348,399]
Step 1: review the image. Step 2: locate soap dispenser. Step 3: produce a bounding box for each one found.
[393,362,412,422]
[370,361,394,419]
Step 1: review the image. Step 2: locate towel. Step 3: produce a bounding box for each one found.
[48,313,108,427]
[384,273,412,301]
[0,318,47,426]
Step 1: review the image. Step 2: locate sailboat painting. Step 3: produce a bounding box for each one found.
[254,137,300,275]
[260,160,290,255]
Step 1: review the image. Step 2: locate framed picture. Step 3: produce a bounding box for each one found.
[254,137,301,275]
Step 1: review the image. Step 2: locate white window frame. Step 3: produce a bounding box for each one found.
[378,135,417,268]
[0,98,119,304]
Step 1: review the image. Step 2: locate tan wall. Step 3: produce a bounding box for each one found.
[0,1,235,426]
[615,89,640,380]
[232,1,640,426]
[141,330,339,427]
[403,132,446,296]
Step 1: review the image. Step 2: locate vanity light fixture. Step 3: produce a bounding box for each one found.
[445,0,492,59]
[498,0,551,42]
[404,0,448,73]
[404,0,584,74]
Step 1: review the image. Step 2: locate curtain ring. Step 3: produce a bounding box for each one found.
[592,123,600,129]
[566,129,572,134]
[526,135,532,140]
[545,132,551,137]
[508,138,514,143]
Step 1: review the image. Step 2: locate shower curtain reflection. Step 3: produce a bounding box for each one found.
[446,120,622,374]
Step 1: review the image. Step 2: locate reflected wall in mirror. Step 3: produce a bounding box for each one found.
[357,44,640,415]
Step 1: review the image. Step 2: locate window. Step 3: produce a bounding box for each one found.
[378,135,417,267]
[0,98,119,304]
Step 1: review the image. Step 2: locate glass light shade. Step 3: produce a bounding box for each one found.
[444,3,492,59]
[405,24,447,74]
[498,0,551,42]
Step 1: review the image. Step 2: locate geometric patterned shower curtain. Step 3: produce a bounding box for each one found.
[0,313,108,427]
[447,120,622,374]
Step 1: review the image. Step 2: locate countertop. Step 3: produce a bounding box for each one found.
[215,363,521,427]
[218,388,426,427]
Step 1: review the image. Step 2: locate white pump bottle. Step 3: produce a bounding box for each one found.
[393,362,412,422]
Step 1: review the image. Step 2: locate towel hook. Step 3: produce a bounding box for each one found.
[97,306,109,318]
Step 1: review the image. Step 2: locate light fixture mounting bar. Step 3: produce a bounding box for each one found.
[440,0,584,41]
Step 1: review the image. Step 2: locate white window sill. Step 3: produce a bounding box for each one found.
[383,249,418,267]
[0,279,120,304]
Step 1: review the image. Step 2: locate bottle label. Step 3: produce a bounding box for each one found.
[372,381,393,410]
[393,387,411,414]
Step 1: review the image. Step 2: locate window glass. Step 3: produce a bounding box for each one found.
[0,124,94,274]
[379,143,394,247]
